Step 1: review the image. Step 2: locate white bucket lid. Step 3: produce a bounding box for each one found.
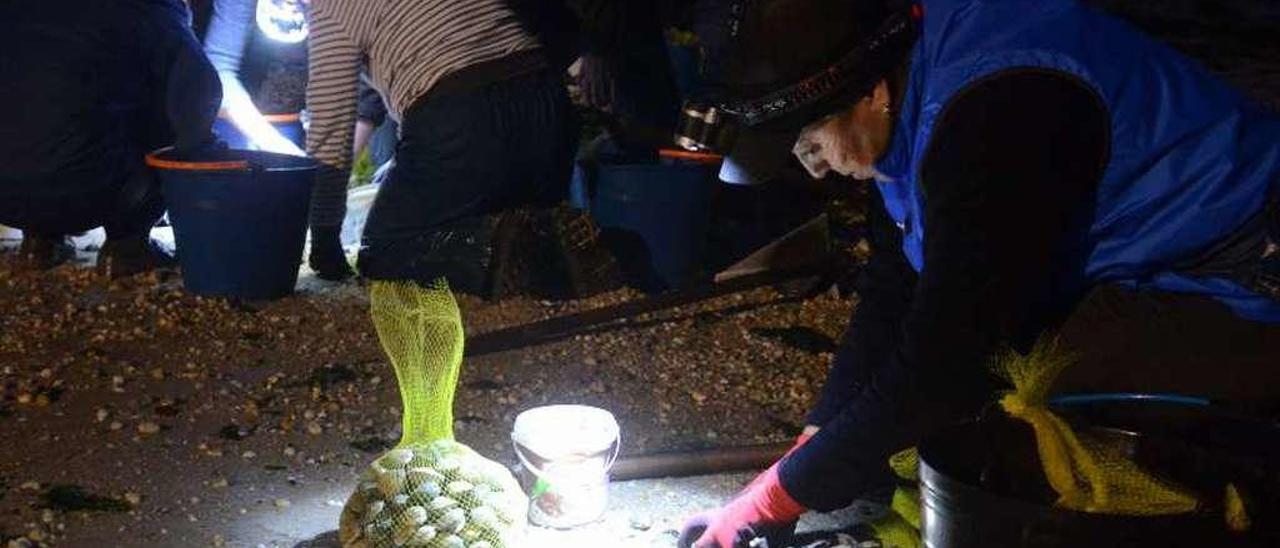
[512,405,620,460]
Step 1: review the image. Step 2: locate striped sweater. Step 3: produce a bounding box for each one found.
[305,0,539,228]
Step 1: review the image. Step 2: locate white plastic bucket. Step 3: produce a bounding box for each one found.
[511,405,621,528]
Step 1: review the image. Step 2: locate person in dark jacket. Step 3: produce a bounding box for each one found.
[675,1,1280,546]
[0,0,220,276]
[509,0,683,150]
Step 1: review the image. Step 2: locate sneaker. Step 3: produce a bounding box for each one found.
[96,237,177,278]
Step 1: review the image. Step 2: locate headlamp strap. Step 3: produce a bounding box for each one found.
[724,5,920,126]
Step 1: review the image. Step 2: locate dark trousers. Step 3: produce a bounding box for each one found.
[0,156,164,241]
[358,61,576,288]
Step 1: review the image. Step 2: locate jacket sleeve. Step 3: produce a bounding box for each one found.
[203,0,255,77]
[805,185,916,428]
[304,2,363,227]
[202,0,258,119]
[779,69,1109,510]
[561,0,669,55]
[148,0,223,152]
[503,0,583,71]
[563,0,625,55]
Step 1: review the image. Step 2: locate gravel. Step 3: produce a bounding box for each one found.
[0,251,853,546]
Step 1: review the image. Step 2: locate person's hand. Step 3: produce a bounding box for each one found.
[352,118,377,158]
[573,53,616,111]
[678,463,805,548]
[220,78,307,157]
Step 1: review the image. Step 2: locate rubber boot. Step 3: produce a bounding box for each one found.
[19,233,77,269]
[96,236,177,279]
[309,225,354,281]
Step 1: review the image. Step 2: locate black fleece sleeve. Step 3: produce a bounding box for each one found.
[780,69,1109,510]
[563,0,630,55]
[505,1,654,70]
[806,185,916,428]
[147,0,222,152]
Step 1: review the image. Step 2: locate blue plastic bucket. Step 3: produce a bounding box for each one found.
[147,148,315,300]
[212,112,305,151]
[589,153,716,291]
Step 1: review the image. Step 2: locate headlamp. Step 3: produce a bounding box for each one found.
[256,0,309,44]
[674,102,735,153]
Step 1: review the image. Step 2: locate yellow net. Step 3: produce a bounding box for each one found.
[1225,484,1252,533]
[340,280,527,548]
[865,336,1260,547]
[994,338,1199,516]
[869,448,922,548]
[370,279,464,447]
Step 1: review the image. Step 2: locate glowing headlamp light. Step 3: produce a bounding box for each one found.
[256,0,309,44]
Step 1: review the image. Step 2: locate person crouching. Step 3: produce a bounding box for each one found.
[0,0,221,276]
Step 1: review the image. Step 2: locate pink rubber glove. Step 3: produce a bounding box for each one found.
[678,463,806,548]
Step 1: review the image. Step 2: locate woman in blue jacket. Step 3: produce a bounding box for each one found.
[676,0,1279,546]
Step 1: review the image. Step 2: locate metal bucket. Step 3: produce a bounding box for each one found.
[511,405,621,529]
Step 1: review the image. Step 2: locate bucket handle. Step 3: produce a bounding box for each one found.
[511,430,622,482]
[145,146,250,171]
[659,149,723,165]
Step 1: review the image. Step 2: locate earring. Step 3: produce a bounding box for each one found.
[882,102,891,114]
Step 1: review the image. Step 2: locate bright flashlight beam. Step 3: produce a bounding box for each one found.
[257,0,309,44]
[220,75,306,156]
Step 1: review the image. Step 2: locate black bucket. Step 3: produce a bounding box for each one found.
[918,395,1280,547]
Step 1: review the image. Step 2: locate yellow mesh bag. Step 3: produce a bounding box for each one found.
[869,448,922,548]
[995,338,1199,516]
[887,449,922,530]
[1225,484,1252,532]
[339,280,527,548]
[868,339,1256,547]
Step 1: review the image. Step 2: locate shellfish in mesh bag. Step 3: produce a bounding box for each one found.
[339,441,527,548]
[340,280,528,547]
